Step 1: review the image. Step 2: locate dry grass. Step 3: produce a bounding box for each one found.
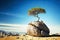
[0,35,60,40]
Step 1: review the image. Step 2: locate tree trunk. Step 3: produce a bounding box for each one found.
[35,14,40,21]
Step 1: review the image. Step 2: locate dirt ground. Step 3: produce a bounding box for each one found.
[0,35,60,40]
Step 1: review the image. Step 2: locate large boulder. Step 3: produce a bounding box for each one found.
[27,21,50,37]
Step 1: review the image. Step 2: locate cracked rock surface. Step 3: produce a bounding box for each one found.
[27,21,50,37]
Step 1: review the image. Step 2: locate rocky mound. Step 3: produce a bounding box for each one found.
[27,21,50,37]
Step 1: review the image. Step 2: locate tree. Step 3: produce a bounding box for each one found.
[28,8,46,21]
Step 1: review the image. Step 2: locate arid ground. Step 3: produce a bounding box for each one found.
[0,35,60,40]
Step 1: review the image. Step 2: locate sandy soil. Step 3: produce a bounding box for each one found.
[0,35,60,40]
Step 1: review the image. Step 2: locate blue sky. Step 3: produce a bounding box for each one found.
[0,0,60,34]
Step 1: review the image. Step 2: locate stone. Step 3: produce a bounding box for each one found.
[27,21,50,37]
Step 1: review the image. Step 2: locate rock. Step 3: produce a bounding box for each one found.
[27,21,50,37]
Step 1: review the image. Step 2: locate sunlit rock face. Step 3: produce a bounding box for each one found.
[27,21,50,37]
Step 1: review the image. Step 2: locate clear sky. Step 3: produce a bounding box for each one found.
[0,0,60,34]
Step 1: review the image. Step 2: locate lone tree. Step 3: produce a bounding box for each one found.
[28,8,46,21]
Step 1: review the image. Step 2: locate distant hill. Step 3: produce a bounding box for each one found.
[0,30,19,37]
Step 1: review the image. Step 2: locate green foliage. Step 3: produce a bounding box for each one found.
[28,8,46,16]
[28,8,46,21]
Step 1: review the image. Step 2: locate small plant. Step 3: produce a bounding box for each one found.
[28,8,46,21]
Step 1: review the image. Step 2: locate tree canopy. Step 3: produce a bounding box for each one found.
[28,8,46,16]
[28,8,46,21]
